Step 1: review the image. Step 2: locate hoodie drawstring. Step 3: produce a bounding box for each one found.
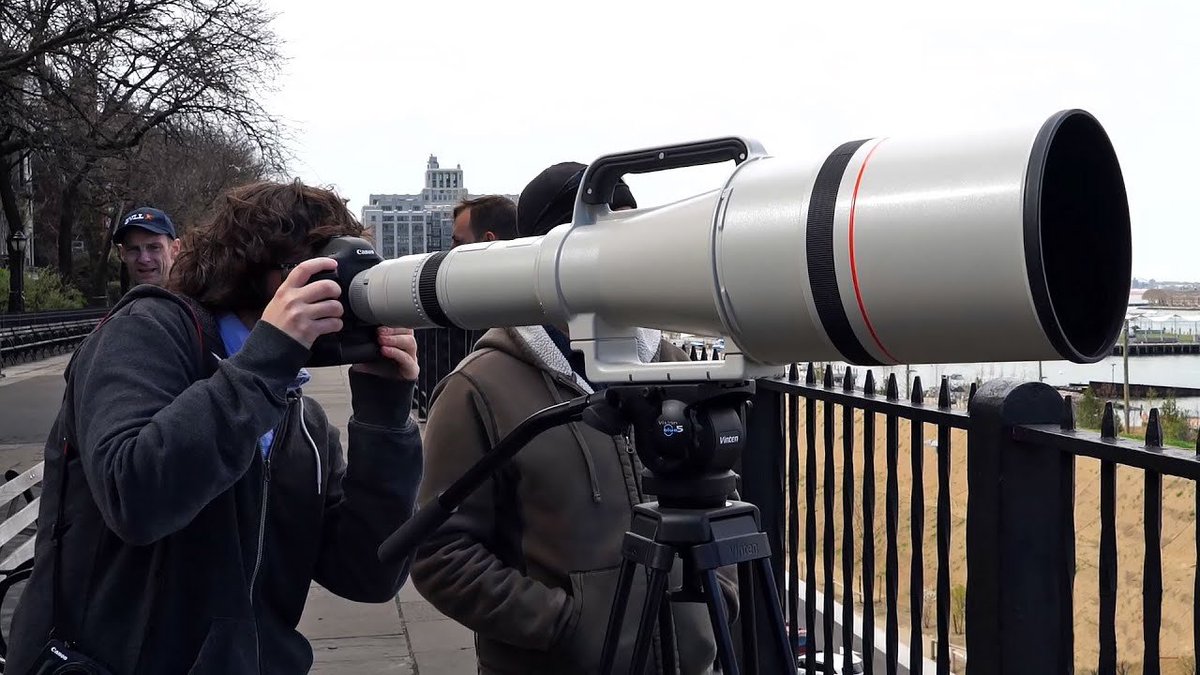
[540,371,602,503]
[298,398,322,495]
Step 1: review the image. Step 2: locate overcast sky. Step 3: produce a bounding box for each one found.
[260,0,1197,282]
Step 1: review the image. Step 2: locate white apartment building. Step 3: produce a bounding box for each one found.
[362,155,518,258]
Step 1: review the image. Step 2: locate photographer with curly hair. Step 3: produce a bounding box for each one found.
[6,180,423,675]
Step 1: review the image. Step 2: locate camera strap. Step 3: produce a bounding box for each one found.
[49,439,71,644]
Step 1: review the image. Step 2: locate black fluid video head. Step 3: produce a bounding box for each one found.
[584,381,756,506]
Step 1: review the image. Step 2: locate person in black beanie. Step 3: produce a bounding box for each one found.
[516,161,638,238]
[411,163,737,674]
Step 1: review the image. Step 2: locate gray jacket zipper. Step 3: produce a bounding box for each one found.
[543,372,602,503]
[623,430,647,504]
[249,400,290,670]
[249,400,291,596]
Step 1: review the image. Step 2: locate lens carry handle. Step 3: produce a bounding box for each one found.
[565,136,778,387]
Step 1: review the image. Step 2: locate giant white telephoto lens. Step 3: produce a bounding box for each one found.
[349,109,1131,383]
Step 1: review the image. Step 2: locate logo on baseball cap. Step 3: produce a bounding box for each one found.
[114,207,177,244]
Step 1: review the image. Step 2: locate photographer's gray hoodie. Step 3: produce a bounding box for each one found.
[6,287,423,674]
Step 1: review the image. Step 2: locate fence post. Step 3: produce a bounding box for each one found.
[742,382,788,674]
[415,329,432,419]
[966,379,1074,675]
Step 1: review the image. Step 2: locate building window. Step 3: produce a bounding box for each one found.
[383,215,394,222]
[382,224,396,257]
[382,205,393,211]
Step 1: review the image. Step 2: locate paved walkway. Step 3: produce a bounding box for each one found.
[301,365,476,674]
[0,355,478,674]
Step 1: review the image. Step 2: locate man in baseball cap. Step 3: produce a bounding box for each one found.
[114,206,181,286]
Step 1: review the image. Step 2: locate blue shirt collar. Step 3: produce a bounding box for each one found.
[216,312,310,392]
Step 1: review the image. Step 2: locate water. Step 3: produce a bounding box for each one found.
[820,306,1200,422]
[902,308,1200,418]
[679,307,1200,420]
[793,348,1200,427]
[895,354,1200,392]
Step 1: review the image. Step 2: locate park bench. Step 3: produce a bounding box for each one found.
[0,462,43,670]
[0,310,105,367]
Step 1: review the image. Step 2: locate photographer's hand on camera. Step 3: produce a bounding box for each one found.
[261,257,345,348]
[351,327,419,381]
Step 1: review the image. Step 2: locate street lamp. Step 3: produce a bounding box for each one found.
[6,228,28,313]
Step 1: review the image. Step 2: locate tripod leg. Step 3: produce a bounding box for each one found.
[600,557,639,675]
[628,567,670,674]
[753,556,796,671]
[657,584,677,675]
[737,561,759,675]
[702,569,740,675]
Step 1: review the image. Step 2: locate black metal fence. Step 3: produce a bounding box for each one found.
[742,362,1200,675]
[412,327,485,419]
[407,331,1198,672]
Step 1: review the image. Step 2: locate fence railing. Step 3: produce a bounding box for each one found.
[743,362,1200,675]
[409,330,1200,673]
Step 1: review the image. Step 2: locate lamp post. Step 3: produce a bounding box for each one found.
[1123,318,1131,431]
[6,228,28,313]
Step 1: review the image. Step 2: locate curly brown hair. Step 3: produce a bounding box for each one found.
[168,179,366,311]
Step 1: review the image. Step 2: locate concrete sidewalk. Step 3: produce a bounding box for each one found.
[302,365,477,674]
[0,356,479,674]
[297,578,477,674]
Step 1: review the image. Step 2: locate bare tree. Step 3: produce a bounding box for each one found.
[1,0,287,278]
[79,122,274,295]
[950,584,965,635]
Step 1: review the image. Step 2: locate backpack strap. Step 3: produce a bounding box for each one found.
[90,288,211,374]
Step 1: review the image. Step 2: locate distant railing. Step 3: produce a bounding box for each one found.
[0,308,107,367]
[742,362,1200,675]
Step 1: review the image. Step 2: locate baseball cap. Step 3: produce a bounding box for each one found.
[114,207,177,244]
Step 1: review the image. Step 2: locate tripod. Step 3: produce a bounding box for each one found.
[378,380,793,675]
[586,383,793,675]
